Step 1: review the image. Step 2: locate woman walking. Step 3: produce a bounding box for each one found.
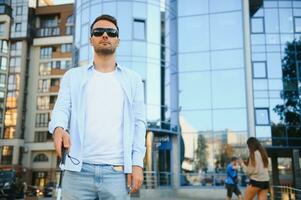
[241,137,270,200]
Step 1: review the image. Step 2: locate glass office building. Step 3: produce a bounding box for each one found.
[74,0,301,188]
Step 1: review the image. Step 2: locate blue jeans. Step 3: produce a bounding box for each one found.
[62,163,130,200]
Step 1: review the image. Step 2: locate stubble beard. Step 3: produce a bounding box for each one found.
[94,46,116,56]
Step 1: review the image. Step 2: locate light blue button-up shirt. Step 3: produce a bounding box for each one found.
[48,63,146,173]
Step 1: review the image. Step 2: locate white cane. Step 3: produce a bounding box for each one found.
[56,147,67,200]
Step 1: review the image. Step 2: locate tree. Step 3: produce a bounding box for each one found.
[273,40,301,146]
[195,134,208,172]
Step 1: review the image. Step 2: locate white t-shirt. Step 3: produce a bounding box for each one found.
[82,68,124,165]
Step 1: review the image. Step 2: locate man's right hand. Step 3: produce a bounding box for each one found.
[53,127,71,157]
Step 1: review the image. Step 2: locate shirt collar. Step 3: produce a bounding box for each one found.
[86,62,123,71]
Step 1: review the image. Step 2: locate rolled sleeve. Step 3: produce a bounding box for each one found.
[132,75,146,168]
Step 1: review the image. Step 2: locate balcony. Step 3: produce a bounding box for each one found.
[50,68,65,75]
[49,85,59,93]
[36,27,60,37]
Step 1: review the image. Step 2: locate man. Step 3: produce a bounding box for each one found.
[48,14,146,199]
[224,157,243,200]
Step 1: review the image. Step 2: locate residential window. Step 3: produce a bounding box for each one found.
[16,6,22,15]
[255,108,270,125]
[3,127,15,139]
[0,40,8,53]
[7,74,20,91]
[61,43,72,53]
[0,6,5,14]
[40,47,52,59]
[0,23,4,35]
[35,131,52,142]
[37,96,50,110]
[251,17,264,33]
[1,146,13,164]
[6,92,18,108]
[9,57,21,73]
[65,15,74,35]
[294,17,301,33]
[35,113,50,127]
[15,23,21,32]
[253,61,267,78]
[50,78,60,87]
[0,56,7,70]
[33,154,49,162]
[133,19,146,40]
[40,16,58,28]
[38,79,50,93]
[39,62,51,75]
[0,74,6,88]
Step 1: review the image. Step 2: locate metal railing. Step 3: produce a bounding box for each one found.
[143,171,173,189]
[271,185,301,200]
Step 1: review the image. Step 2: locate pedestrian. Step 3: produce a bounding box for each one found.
[240,137,270,200]
[49,14,146,200]
[225,157,243,200]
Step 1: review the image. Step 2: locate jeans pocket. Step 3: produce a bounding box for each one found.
[110,165,124,173]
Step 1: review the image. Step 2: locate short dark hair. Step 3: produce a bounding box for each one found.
[231,157,238,162]
[90,14,119,34]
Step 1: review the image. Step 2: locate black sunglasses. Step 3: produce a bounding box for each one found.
[91,28,119,37]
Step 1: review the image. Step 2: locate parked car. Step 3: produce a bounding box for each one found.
[0,170,25,200]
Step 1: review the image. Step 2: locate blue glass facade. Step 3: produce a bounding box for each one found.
[74,0,301,187]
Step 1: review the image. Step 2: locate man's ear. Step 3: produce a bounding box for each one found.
[89,37,93,45]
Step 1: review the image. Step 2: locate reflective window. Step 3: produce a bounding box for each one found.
[180,110,212,132]
[211,49,244,69]
[279,9,293,33]
[268,79,282,90]
[256,126,271,138]
[264,1,278,8]
[133,19,146,40]
[179,72,211,109]
[209,0,241,12]
[81,24,89,46]
[178,0,208,16]
[251,34,265,45]
[255,108,270,125]
[267,53,282,78]
[15,23,21,32]
[133,2,146,19]
[210,11,243,50]
[294,17,301,33]
[212,69,246,108]
[178,15,209,52]
[253,79,268,90]
[16,6,22,16]
[213,109,247,131]
[253,61,267,78]
[81,7,89,24]
[265,9,279,33]
[251,17,264,33]
[179,52,210,72]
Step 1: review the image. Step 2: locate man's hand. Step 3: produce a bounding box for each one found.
[53,127,70,157]
[127,166,144,193]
